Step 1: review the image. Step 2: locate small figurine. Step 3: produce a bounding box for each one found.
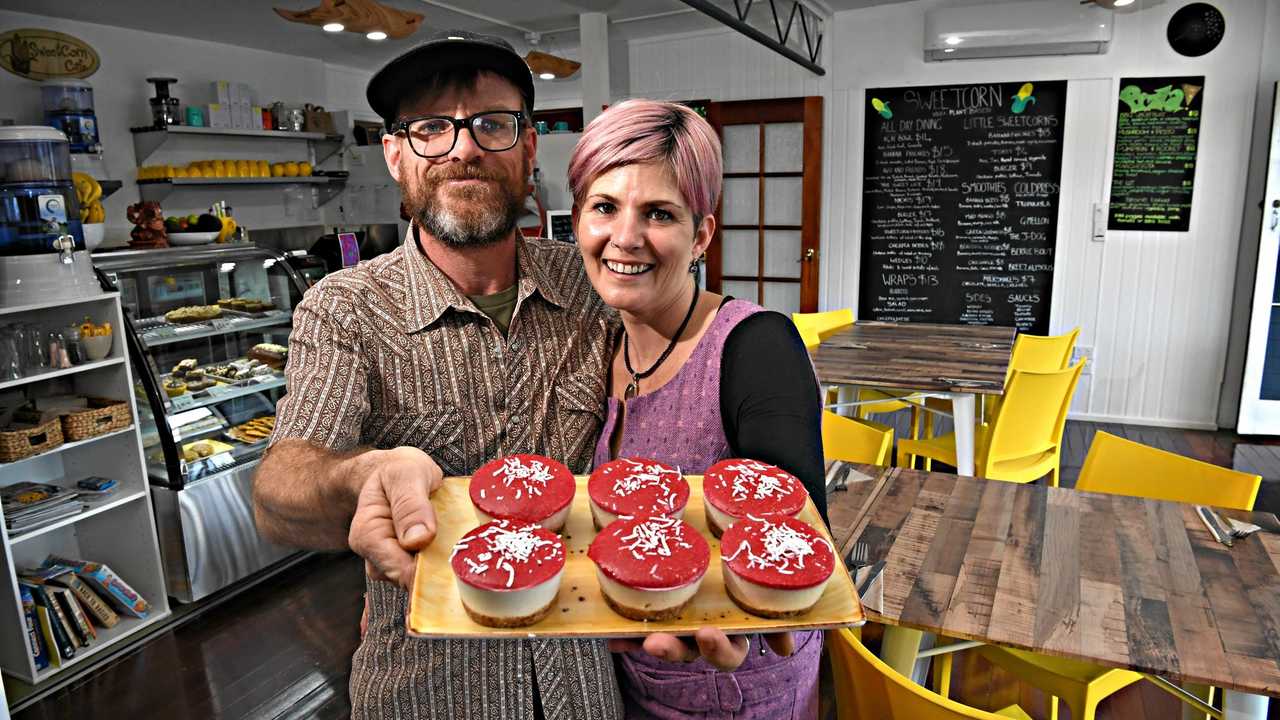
[126,201,169,248]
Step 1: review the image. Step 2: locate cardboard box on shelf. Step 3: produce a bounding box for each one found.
[211,80,231,104]
[207,103,231,129]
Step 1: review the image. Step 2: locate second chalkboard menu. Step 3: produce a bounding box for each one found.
[1107,76,1203,231]
[860,80,1068,334]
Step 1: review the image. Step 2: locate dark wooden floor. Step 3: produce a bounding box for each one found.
[11,420,1280,720]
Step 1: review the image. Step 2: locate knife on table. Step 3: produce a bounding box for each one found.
[1196,505,1234,547]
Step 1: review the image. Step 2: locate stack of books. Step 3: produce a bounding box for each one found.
[19,557,151,670]
[1,482,83,534]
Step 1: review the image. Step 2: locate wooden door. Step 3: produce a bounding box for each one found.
[706,97,822,313]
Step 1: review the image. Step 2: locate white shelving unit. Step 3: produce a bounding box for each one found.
[0,292,170,685]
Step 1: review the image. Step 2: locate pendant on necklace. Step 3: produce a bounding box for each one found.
[625,377,639,400]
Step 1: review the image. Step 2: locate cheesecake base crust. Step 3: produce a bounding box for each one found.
[461,599,555,628]
[601,589,695,622]
[724,583,818,619]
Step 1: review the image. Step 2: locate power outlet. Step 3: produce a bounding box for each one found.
[1073,345,1093,375]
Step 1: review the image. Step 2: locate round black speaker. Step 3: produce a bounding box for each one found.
[1167,3,1225,57]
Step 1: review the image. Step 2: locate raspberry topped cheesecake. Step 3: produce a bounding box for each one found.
[720,516,835,618]
[702,458,808,537]
[449,519,566,627]
[588,515,710,621]
[587,458,690,528]
[470,454,575,532]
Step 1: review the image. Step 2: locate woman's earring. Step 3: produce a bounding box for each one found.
[688,255,701,275]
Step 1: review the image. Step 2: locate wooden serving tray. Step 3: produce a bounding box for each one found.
[408,475,864,638]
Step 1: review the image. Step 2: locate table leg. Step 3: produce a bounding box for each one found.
[952,393,976,476]
[880,626,924,677]
[1224,690,1270,719]
[836,385,856,418]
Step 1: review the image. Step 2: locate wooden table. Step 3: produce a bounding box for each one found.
[813,323,1014,476]
[827,465,1280,717]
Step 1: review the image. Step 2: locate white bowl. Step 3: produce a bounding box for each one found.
[168,231,219,245]
[81,222,105,250]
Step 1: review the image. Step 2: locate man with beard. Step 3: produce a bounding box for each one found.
[253,31,622,720]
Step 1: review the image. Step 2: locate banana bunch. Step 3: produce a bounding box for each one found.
[73,172,105,223]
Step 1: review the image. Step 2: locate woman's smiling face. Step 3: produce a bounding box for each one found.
[575,161,714,320]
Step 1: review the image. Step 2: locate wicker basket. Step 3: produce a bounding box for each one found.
[0,417,64,463]
[60,398,132,442]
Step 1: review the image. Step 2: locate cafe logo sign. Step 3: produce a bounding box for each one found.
[0,29,99,80]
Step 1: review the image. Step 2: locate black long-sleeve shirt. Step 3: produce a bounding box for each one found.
[718,306,827,524]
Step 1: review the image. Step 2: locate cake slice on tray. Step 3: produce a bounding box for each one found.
[702,458,809,537]
[587,457,689,528]
[449,519,566,628]
[588,515,709,621]
[720,516,835,618]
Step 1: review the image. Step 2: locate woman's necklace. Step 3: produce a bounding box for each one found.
[622,283,701,400]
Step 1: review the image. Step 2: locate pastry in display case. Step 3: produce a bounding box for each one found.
[94,245,306,603]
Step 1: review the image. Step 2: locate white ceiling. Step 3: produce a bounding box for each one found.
[0,0,914,70]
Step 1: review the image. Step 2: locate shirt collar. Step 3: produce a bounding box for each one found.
[401,225,569,334]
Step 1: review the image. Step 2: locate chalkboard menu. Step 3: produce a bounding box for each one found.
[860,80,1068,334]
[1107,76,1204,231]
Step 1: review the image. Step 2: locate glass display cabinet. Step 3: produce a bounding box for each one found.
[93,246,305,602]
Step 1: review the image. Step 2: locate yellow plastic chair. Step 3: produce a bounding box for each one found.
[975,432,1260,720]
[792,308,854,341]
[798,324,822,352]
[1076,431,1260,510]
[827,628,1031,720]
[822,411,893,466]
[919,328,1081,468]
[896,362,1084,486]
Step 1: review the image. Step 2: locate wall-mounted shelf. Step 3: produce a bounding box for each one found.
[135,177,344,205]
[130,125,344,165]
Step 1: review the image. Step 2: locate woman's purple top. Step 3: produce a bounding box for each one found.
[592,298,821,720]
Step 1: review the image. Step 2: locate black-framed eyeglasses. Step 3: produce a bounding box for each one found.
[394,111,527,158]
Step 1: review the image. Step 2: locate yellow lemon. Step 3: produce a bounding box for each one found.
[187,165,203,178]
[236,160,251,177]
[298,162,312,177]
[258,160,270,176]
[271,163,285,177]
[284,161,300,177]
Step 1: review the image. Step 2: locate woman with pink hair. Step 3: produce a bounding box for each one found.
[569,99,827,719]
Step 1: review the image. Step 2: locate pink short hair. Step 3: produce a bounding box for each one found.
[567,100,722,221]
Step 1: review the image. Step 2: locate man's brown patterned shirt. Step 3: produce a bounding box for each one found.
[270,230,622,720]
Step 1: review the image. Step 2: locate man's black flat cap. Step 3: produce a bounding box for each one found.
[367,29,535,131]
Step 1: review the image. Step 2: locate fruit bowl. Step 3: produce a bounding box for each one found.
[81,333,113,361]
[168,231,219,246]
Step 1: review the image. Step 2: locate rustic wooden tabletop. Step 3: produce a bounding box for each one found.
[813,322,1015,394]
[827,464,1280,697]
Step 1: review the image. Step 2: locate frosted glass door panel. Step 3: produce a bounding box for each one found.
[764,123,804,173]
[763,231,802,279]
[762,282,801,315]
[764,177,803,225]
[722,178,759,226]
[723,280,758,303]
[722,230,759,276]
[722,125,759,173]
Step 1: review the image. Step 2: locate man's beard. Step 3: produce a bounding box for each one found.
[401,159,525,249]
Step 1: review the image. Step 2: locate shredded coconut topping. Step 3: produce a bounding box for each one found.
[722,518,824,576]
[453,521,559,588]
[724,460,790,502]
[618,515,693,561]
[495,456,554,497]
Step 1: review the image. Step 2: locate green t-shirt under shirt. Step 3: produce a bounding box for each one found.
[467,283,518,336]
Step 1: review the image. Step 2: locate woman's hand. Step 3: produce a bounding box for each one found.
[608,629,795,671]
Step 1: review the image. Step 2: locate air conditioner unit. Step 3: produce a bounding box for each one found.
[924,0,1113,61]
